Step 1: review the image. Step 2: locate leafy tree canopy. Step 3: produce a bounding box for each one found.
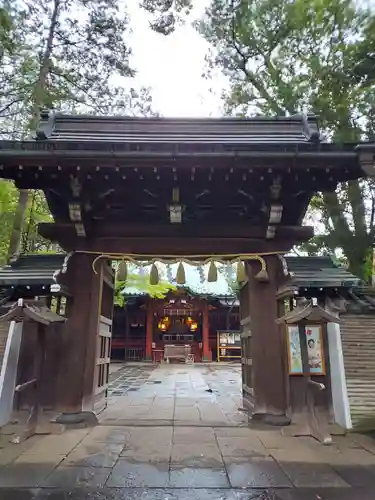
[140,0,192,34]
[115,273,177,307]
[199,0,375,279]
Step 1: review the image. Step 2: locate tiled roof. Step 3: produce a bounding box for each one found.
[35,111,322,145]
[286,256,361,288]
[0,254,362,294]
[0,254,64,287]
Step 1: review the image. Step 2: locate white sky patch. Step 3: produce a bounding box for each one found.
[127,2,226,117]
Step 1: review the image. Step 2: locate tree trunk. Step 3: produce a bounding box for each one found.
[7,0,61,261]
[7,189,29,262]
[322,186,371,280]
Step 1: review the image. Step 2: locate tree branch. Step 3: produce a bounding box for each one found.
[347,179,367,237]
[229,9,289,115]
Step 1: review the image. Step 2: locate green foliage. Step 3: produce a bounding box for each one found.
[199,0,375,279]
[218,264,239,297]
[0,0,154,136]
[140,0,192,34]
[114,273,177,307]
[0,180,17,265]
[0,181,54,265]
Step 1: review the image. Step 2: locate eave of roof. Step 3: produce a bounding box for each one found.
[37,111,322,144]
[0,111,368,162]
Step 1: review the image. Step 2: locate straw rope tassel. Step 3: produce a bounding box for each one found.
[236,261,246,283]
[176,262,186,284]
[254,256,269,282]
[117,260,128,281]
[149,263,159,285]
[207,261,218,282]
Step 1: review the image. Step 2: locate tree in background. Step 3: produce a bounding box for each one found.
[1,0,153,132]
[115,264,177,307]
[140,0,192,34]
[0,183,54,265]
[0,0,155,263]
[199,0,375,279]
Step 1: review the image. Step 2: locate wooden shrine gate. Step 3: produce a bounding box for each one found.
[0,111,369,424]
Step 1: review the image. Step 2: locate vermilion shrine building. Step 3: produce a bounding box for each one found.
[0,111,374,428]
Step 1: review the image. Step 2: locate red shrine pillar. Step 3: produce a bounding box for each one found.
[202,301,211,361]
[145,302,153,361]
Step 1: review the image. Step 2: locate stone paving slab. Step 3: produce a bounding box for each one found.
[169,466,230,488]
[63,442,123,468]
[44,466,111,488]
[106,460,170,487]
[173,426,216,443]
[224,456,293,488]
[171,443,223,467]
[276,461,350,488]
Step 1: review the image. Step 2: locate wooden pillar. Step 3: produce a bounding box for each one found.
[146,301,153,360]
[55,253,102,416]
[202,301,211,361]
[247,255,288,425]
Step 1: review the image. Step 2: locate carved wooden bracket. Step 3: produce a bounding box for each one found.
[359,151,375,177]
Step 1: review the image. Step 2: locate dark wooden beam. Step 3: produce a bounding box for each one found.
[0,145,360,171]
[39,222,313,242]
[76,237,305,256]
[38,223,313,256]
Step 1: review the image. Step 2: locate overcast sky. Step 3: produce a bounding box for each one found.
[127,0,375,118]
[128,2,226,117]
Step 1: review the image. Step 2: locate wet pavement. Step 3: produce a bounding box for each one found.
[101,363,247,426]
[1,364,375,498]
[2,489,375,499]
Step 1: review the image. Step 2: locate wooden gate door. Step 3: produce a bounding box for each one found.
[239,278,253,410]
[93,260,115,413]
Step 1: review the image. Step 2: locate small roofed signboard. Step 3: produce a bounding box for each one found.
[217,331,241,362]
[286,324,326,375]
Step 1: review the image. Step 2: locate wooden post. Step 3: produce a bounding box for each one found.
[202,301,210,361]
[247,256,288,425]
[146,301,153,360]
[0,299,65,442]
[278,299,340,444]
[56,254,95,414]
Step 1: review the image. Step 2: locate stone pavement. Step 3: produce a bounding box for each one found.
[1,425,375,498]
[1,364,375,498]
[102,363,247,426]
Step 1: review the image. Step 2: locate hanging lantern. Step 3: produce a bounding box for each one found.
[176,262,186,284]
[117,260,128,281]
[158,316,170,332]
[189,320,198,332]
[186,316,193,326]
[149,263,159,285]
[236,261,246,283]
[207,261,218,282]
